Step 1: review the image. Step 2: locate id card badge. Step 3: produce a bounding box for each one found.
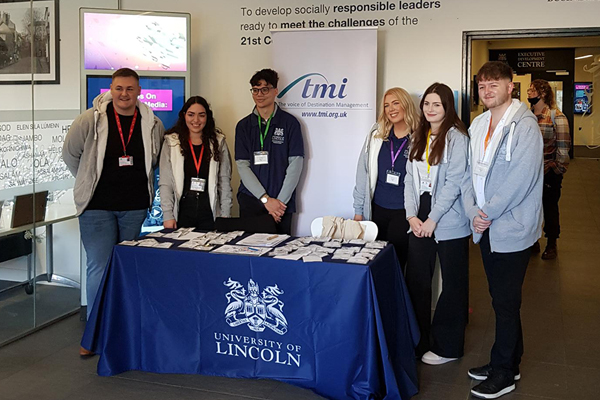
[190,177,206,192]
[420,179,432,193]
[474,160,490,177]
[119,155,133,167]
[386,170,401,186]
[254,151,269,165]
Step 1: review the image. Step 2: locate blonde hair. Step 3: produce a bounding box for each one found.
[375,87,419,139]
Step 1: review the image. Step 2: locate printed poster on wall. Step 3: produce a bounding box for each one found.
[272,28,377,236]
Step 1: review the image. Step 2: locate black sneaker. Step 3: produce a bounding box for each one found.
[468,364,521,381]
[471,373,516,399]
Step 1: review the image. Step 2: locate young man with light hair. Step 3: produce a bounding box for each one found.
[464,61,543,399]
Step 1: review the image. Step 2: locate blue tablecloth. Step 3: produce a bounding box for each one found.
[82,240,420,400]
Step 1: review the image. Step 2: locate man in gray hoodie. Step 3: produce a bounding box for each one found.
[464,62,543,399]
[62,68,164,354]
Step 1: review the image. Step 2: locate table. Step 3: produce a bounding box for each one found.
[0,201,80,294]
[82,237,420,400]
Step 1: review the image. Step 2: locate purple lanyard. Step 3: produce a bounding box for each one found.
[390,136,408,170]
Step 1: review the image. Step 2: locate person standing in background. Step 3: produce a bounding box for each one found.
[527,79,571,260]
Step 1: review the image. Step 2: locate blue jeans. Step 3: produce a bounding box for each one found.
[79,209,147,319]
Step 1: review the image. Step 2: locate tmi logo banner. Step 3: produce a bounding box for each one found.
[278,73,348,99]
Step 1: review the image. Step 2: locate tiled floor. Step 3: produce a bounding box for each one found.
[0,158,599,400]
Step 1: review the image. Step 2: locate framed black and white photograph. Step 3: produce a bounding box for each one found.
[0,0,59,84]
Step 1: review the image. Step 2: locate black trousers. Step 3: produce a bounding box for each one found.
[543,170,563,240]
[177,193,215,230]
[371,203,409,274]
[405,194,470,358]
[238,192,293,235]
[480,230,530,375]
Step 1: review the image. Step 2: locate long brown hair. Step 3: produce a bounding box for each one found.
[409,83,467,165]
[166,96,222,162]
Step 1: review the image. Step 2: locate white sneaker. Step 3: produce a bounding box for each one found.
[421,351,458,365]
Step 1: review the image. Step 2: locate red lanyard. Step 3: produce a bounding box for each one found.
[188,139,205,177]
[114,107,138,156]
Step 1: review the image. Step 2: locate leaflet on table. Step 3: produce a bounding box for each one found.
[365,240,387,249]
[347,256,370,264]
[302,255,323,262]
[211,245,271,257]
[178,240,214,251]
[236,233,290,247]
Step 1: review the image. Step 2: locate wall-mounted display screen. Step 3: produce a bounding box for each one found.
[86,75,185,129]
[574,82,592,115]
[83,12,187,72]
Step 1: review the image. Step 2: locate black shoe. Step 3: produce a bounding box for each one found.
[471,373,516,399]
[468,364,520,381]
[541,244,557,260]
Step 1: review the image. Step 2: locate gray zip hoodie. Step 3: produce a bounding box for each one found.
[404,127,471,241]
[353,123,383,220]
[159,132,233,221]
[463,101,543,253]
[62,91,164,216]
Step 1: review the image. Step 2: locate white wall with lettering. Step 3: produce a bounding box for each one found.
[3,0,600,226]
[119,0,600,221]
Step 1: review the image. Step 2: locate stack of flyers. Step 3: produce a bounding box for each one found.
[267,247,291,257]
[365,240,387,249]
[164,227,195,240]
[346,238,367,245]
[179,239,213,251]
[308,236,331,243]
[347,255,370,264]
[295,237,315,245]
[208,237,229,245]
[331,246,360,260]
[137,238,160,247]
[145,232,165,238]
[120,240,138,246]
[302,255,323,262]
[360,248,381,256]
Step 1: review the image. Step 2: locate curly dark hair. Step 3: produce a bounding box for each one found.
[166,96,222,162]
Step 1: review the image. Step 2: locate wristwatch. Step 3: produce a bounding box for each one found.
[260,194,269,204]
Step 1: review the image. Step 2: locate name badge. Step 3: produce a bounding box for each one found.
[420,179,432,193]
[119,155,133,167]
[190,177,206,192]
[474,160,490,177]
[254,151,269,165]
[386,170,401,186]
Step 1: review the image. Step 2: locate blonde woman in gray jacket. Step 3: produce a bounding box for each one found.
[352,87,419,272]
[404,83,470,365]
[159,96,232,229]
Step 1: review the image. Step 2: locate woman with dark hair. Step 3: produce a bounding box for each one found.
[353,87,419,272]
[404,83,471,364]
[159,96,232,229]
